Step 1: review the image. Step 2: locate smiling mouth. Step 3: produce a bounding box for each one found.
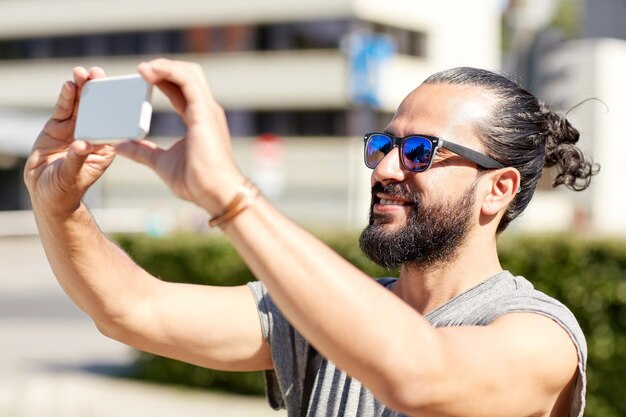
[375,194,414,208]
[379,198,410,206]
[371,194,414,225]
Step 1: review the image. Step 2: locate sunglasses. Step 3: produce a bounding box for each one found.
[363,132,505,173]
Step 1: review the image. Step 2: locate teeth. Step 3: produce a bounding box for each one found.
[380,198,405,206]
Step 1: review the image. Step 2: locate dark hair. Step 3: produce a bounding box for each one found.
[423,67,599,233]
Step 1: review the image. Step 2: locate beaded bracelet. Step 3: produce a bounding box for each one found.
[208,179,260,228]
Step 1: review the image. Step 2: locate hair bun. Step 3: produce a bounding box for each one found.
[540,103,598,191]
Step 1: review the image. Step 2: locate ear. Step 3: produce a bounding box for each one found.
[480,167,521,217]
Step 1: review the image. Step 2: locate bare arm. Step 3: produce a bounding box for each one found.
[34,205,269,371]
[24,67,271,372]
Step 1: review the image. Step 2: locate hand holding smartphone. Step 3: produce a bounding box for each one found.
[74,74,153,143]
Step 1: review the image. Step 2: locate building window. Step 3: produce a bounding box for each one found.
[371,23,427,58]
[0,19,425,60]
[150,109,392,139]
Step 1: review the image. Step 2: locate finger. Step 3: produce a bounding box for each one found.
[59,140,92,180]
[71,67,89,121]
[84,144,117,169]
[139,60,212,118]
[73,66,106,88]
[138,61,196,114]
[72,66,107,120]
[88,66,106,80]
[51,81,77,122]
[115,140,164,170]
[154,80,186,118]
[73,66,89,88]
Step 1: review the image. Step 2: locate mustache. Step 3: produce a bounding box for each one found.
[371,182,419,204]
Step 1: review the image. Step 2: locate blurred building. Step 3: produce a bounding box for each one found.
[0,0,501,234]
[503,0,626,235]
[583,0,626,39]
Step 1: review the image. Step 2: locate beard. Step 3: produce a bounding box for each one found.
[359,181,476,270]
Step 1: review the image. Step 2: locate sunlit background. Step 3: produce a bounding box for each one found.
[1,0,624,235]
[0,0,624,416]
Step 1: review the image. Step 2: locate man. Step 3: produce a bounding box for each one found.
[24,59,595,417]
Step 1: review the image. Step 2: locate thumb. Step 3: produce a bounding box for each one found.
[60,140,92,179]
[115,140,163,170]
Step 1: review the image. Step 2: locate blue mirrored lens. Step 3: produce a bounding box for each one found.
[402,137,433,171]
[365,134,393,169]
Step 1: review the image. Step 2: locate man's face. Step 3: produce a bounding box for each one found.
[359,83,494,269]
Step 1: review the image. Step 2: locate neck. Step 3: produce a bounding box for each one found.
[392,234,503,315]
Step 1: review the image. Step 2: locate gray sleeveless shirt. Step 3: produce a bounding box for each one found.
[247,271,587,417]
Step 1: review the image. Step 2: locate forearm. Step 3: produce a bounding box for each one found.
[32,202,157,327]
[221,197,441,403]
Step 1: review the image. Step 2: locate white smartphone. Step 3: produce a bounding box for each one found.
[74,74,153,143]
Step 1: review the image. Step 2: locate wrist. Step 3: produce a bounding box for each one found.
[31,197,87,225]
[207,179,260,228]
[195,171,248,215]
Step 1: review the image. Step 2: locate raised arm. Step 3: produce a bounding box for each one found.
[24,67,271,372]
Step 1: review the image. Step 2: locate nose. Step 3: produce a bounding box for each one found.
[371,147,407,186]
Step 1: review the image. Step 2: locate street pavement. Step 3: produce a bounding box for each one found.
[0,235,285,417]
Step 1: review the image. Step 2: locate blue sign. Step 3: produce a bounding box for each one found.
[347,32,396,107]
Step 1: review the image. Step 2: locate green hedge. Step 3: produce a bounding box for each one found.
[114,233,625,417]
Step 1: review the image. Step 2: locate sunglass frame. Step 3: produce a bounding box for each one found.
[363,132,505,173]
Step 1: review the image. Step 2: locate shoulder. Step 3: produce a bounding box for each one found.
[483,273,586,353]
[468,272,587,360]
[454,273,584,337]
[484,273,588,417]
[473,311,582,416]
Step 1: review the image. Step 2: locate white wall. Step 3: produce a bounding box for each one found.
[590,40,626,235]
[0,52,348,111]
[0,0,353,38]
[525,38,626,235]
